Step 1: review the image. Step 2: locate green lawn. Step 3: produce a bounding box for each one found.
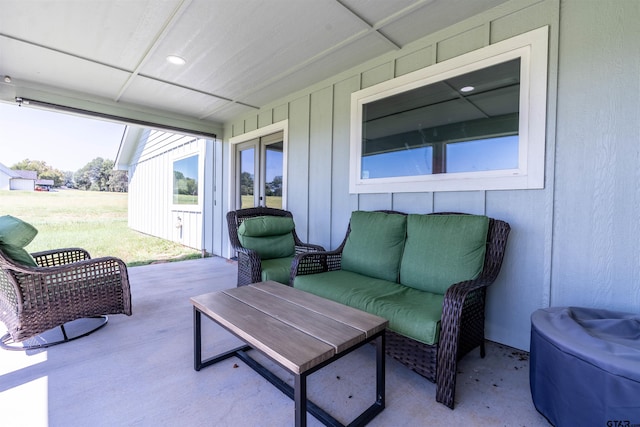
[241,195,282,209]
[0,190,202,266]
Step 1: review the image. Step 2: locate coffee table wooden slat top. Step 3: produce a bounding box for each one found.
[192,291,335,373]
[222,287,366,353]
[251,280,388,337]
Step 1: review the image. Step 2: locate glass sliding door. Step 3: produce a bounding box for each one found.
[262,136,283,209]
[235,131,284,209]
[236,139,259,209]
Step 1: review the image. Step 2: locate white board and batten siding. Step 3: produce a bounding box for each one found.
[222,0,566,351]
[127,129,214,252]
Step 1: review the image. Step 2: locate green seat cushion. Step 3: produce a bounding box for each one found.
[341,211,407,282]
[294,270,444,344]
[372,285,444,345]
[0,215,38,267]
[238,216,295,260]
[261,257,294,285]
[295,270,401,310]
[400,214,489,294]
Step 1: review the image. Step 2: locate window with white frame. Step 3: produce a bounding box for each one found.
[173,154,199,205]
[350,26,549,193]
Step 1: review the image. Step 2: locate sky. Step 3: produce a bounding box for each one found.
[0,102,126,172]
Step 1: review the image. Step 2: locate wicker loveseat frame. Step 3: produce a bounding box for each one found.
[291,211,510,409]
[226,207,325,286]
[0,247,132,350]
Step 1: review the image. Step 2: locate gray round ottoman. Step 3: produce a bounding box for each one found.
[530,307,640,427]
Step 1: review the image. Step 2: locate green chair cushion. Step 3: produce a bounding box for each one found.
[294,270,444,345]
[400,214,489,294]
[261,257,294,285]
[0,215,38,247]
[0,215,38,267]
[238,216,295,237]
[341,211,407,282]
[238,216,295,260]
[0,244,38,267]
[295,269,401,309]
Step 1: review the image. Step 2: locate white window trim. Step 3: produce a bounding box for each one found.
[350,26,549,193]
[228,120,289,211]
[170,145,205,213]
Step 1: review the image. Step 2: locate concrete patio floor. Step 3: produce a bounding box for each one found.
[1,256,550,426]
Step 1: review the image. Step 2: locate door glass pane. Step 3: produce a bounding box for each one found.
[264,142,283,209]
[239,148,255,209]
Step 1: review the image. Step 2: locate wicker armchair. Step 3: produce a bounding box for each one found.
[291,211,510,409]
[227,207,325,286]
[0,247,132,350]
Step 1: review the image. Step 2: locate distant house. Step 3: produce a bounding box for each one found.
[0,162,47,191]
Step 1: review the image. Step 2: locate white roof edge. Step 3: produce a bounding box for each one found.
[114,126,144,170]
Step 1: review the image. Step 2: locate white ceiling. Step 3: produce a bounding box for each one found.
[0,0,508,131]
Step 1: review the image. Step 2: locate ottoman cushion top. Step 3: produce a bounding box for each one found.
[531,306,640,382]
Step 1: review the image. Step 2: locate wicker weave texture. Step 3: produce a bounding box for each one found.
[226,207,324,286]
[0,247,132,343]
[291,211,510,409]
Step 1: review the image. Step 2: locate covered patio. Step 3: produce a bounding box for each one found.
[2,0,639,423]
[0,257,548,426]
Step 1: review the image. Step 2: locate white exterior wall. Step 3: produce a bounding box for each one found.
[10,178,34,191]
[219,0,640,351]
[127,129,216,253]
[0,172,10,190]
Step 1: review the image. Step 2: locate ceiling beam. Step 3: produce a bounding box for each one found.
[373,0,437,30]
[334,0,401,50]
[114,0,193,102]
[0,33,129,73]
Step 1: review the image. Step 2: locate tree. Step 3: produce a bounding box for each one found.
[74,167,91,190]
[11,159,65,187]
[63,171,75,188]
[240,172,254,195]
[108,170,128,192]
[268,175,283,196]
[74,157,124,192]
[39,168,64,187]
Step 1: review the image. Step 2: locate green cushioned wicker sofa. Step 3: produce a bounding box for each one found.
[291,210,510,409]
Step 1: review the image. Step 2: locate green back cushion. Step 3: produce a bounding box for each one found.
[237,216,295,260]
[341,211,407,282]
[400,214,489,294]
[0,215,38,266]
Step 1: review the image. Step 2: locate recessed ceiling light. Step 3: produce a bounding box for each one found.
[460,86,475,93]
[166,55,186,65]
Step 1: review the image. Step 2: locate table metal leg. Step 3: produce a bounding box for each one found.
[377,332,385,407]
[194,307,250,371]
[194,307,202,371]
[295,373,308,427]
[192,306,386,426]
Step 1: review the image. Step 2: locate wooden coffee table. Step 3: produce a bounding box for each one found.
[191,280,388,427]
